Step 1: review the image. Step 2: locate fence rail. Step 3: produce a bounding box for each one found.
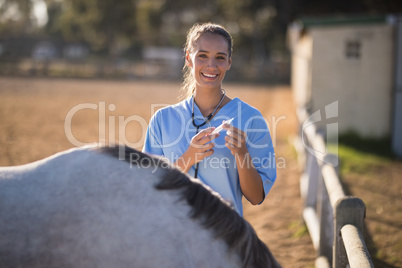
[294,108,374,268]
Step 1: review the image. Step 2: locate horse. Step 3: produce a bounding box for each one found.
[0,144,281,268]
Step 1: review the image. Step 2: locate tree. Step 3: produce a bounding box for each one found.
[50,0,137,55]
[0,0,34,35]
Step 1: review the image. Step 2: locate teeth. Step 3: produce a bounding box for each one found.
[203,73,217,78]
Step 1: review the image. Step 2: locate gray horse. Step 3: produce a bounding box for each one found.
[0,145,281,268]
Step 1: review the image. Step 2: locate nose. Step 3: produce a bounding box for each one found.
[207,58,217,68]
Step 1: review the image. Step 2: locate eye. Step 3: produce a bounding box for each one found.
[217,56,226,60]
[198,54,207,58]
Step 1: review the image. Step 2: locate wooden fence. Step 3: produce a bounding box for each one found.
[294,108,374,268]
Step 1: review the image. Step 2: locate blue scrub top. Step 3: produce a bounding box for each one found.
[142,97,276,216]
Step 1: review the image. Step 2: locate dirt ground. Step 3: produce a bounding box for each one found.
[341,161,402,268]
[0,77,315,267]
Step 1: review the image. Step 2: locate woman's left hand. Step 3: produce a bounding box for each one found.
[223,123,248,156]
[223,122,264,205]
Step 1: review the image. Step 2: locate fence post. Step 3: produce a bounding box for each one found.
[304,152,320,208]
[317,180,333,263]
[302,143,322,250]
[333,196,366,268]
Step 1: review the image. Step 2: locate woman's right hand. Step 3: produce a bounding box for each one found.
[174,127,219,172]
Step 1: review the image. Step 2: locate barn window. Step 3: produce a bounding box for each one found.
[345,40,361,59]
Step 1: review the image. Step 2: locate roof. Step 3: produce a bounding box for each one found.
[286,14,398,51]
[294,14,388,28]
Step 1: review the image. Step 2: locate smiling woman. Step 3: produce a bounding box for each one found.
[181,23,233,100]
[186,32,232,96]
[142,23,278,217]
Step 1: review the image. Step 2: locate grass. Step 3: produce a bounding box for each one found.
[288,220,309,239]
[337,131,395,158]
[337,144,392,174]
[330,132,395,174]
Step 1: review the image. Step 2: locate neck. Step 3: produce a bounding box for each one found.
[193,88,225,117]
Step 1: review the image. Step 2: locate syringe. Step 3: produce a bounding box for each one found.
[210,117,235,135]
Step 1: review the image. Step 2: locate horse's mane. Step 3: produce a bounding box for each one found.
[99,145,279,268]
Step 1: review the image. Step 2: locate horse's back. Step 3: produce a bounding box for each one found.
[0,146,241,268]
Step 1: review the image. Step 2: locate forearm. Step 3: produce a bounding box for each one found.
[236,152,264,205]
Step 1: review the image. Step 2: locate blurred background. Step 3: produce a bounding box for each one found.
[1,1,402,267]
[0,0,400,83]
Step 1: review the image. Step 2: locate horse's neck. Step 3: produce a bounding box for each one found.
[0,148,241,268]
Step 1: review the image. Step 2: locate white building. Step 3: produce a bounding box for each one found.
[288,15,402,156]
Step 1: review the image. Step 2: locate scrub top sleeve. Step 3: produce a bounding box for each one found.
[245,115,277,201]
[142,111,164,156]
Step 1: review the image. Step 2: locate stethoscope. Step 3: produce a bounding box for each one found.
[191,89,226,178]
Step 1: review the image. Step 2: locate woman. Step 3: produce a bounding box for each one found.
[143,23,276,216]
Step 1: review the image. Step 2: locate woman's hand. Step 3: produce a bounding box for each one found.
[223,123,264,205]
[223,123,248,156]
[174,127,219,172]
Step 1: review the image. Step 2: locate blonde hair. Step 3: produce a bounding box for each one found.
[180,22,233,100]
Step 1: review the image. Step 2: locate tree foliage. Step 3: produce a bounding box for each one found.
[0,0,33,35]
[52,0,136,55]
[1,0,402,56]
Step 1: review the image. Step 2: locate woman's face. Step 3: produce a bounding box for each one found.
[186,32,232,91]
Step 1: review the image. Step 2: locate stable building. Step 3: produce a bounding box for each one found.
[288,15,402,157]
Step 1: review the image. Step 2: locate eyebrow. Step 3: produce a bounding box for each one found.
[198,50,228,56]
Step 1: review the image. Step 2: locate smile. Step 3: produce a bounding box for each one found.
[202,73,218,79]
